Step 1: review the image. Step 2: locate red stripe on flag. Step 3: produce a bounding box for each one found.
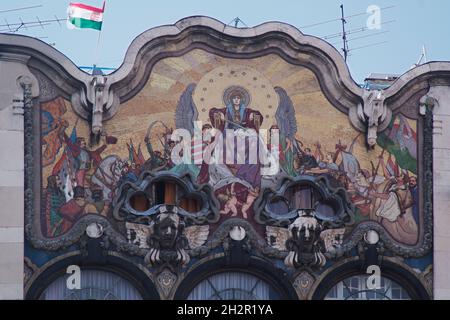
[70,2,104,13]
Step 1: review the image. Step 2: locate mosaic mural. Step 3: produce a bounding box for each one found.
[39,49,420,247]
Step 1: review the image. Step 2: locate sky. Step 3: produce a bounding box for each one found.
[1,0,449,83]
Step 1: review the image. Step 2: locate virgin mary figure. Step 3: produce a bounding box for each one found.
[209,86,263,132]
[197,87,264,203]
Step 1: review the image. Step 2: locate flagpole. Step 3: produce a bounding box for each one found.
[93,27,102,69]
[93,0,106,71]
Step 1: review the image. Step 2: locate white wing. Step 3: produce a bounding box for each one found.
[126,222,151,249]
[183,225,209,249]
[320,228,346,252]
[266,226,290,251]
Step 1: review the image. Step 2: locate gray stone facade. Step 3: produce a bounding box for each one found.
[0,53,39,299]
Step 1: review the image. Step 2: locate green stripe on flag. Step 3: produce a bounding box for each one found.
[377,130,417,175]
[69,17,102,30]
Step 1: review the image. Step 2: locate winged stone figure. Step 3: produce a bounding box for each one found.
[126,212,209,267]
[265,210,344,269]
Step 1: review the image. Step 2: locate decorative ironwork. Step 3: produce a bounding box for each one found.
[112,171,220,224]
[254,175,355,227]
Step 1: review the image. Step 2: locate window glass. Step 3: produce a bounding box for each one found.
[187,272,281,300]
[325,274,410,300]
[40,269,143,300]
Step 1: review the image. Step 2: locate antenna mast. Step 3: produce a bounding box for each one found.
[229,17,247,28]
[0,5,43,14]
[340,4,349,61]
[417,45,428,65]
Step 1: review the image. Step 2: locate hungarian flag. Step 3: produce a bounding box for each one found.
[127,139,145,165]
[67,2,105,31]
[126,139,135,163]
[386,154,400,177]
[136,144,146,165]
[377,115,417,174]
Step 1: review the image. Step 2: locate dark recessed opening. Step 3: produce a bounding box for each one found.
[153,181,178,205]
[268,196,290,215]
[285,185,321,210]
[179,196,201,213]
[154,181,166,205]
[130,192,150,212]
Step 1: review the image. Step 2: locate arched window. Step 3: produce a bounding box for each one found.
[187,272,282,300]
[40,269,143,300]
[324,274,410,300]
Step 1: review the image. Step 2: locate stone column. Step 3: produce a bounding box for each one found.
[423,86,450,299]
[0,53,38,299]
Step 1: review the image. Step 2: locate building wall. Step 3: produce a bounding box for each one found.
[429,85,450,299]
[1,17,449,300]
[0,53,38,299]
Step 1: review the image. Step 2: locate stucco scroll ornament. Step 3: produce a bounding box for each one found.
[71,75,119,144]
[357,90,391,148]
[91,76,107,136]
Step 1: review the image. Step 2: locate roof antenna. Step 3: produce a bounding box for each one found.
[340,4,349,61]
[417,45,428,64]
[36,16,45,29]
[19,17,28,31]
[54,15,62,27]
[411,45,428,69]
[0,5,43,14]
[4,18,12,32]
[229,17,248,28]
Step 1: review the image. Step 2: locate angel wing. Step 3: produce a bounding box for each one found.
[125,222,152,249]
[183,225,209,249]
[266,226,290,251]
[320,228,346,252]
[275,87,297,140]
[175,83,199,135]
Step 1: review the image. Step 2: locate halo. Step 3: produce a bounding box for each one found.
[193,65,278,130]
[222,86,251,108]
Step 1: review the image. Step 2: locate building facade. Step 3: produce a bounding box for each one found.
[1,16,450,300]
